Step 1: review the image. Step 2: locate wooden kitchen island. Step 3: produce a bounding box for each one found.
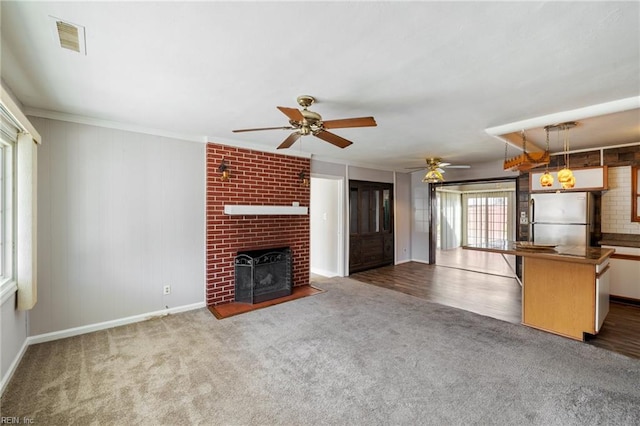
[464,242,614,341]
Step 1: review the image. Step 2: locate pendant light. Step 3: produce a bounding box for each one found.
[539,127,554,187]
[556,122,576,189]
[543,122,576,189]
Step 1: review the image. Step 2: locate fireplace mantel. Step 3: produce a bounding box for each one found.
[223,205,308,215]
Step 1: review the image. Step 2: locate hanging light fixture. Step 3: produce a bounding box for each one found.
[503,130,550,171]
[546,121,577,189]
[539,127,554,187]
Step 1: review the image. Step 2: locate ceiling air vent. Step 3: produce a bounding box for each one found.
[49,16,86,55]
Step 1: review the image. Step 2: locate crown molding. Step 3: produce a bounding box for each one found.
[311,154,408,174]
[24,107,208,143]
[1,85,41,143]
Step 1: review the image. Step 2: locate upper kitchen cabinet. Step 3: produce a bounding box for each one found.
[530,166,608,193]
[632,166,640,222]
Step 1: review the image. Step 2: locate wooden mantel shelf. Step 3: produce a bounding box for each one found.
[223,205,308,215]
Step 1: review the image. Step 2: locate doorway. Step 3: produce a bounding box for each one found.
[310,177,344,278]
[433,180,517,277]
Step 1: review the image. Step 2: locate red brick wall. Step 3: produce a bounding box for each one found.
[206,143,311,305]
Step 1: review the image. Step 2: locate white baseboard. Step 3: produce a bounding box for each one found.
[1,301,205,396]
[0,338,29,396]
[410,258,432,265]
[28,302,206,345]
[394,259,411,265]
[310,267,338,278]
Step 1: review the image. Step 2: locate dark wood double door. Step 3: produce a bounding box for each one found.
[349,180,394,273]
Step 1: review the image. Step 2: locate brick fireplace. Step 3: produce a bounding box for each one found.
[206,143,310,306]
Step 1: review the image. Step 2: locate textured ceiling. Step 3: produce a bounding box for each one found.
[2,1,639,172]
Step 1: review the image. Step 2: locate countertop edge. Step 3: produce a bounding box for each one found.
[598,240,640,249]
[463,245,614,265]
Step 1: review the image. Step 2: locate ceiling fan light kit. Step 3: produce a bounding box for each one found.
[422,169,444,183]
[407,157,470,184]
[232,95,376,150]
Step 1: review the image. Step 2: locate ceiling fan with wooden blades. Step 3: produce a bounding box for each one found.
[406,158,471,183]
[232,95,377,149]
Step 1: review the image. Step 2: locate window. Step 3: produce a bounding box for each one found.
[464,192,514,246]
[1,91,39,309]
[0,119,17,295]
[633,165,640,222]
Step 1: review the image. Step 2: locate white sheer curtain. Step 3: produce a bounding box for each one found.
[437,190,462,250]
[16,133,38,310]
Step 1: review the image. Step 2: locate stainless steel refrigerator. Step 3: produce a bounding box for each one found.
[529,192,595,246]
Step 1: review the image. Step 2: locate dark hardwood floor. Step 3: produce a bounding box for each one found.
[350,261,640,360]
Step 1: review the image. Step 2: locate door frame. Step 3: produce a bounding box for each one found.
[310,174,345,277]
[428,177,519,264]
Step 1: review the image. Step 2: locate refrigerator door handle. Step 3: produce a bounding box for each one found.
[529,198,535,242]
[530,198,535,223]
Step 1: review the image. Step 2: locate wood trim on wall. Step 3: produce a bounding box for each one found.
[610,252,640,261]
[632,165,639,222]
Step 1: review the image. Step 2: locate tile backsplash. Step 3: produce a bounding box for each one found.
[601,166,640,234]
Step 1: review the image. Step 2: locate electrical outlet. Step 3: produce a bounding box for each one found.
[163,285,171,295]
[520,211,528,225]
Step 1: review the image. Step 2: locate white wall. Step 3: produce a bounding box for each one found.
[411,171,431,263]
[394,172,411,263]
[348,165,394,183]
[1,293,28,392]
[602,166,640,234]
[29,117,206,335]
[310,177,342,277]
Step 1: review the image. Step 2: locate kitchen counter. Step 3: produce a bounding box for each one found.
[599,242,640,301]
[599,233,640,248]
[463,241,613,341]
[463,241,614,264]
[599,240,640,248]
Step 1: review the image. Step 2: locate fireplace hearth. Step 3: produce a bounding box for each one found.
[235,247,292,304]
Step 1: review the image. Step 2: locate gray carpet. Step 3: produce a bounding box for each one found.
[2,277,639,425]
